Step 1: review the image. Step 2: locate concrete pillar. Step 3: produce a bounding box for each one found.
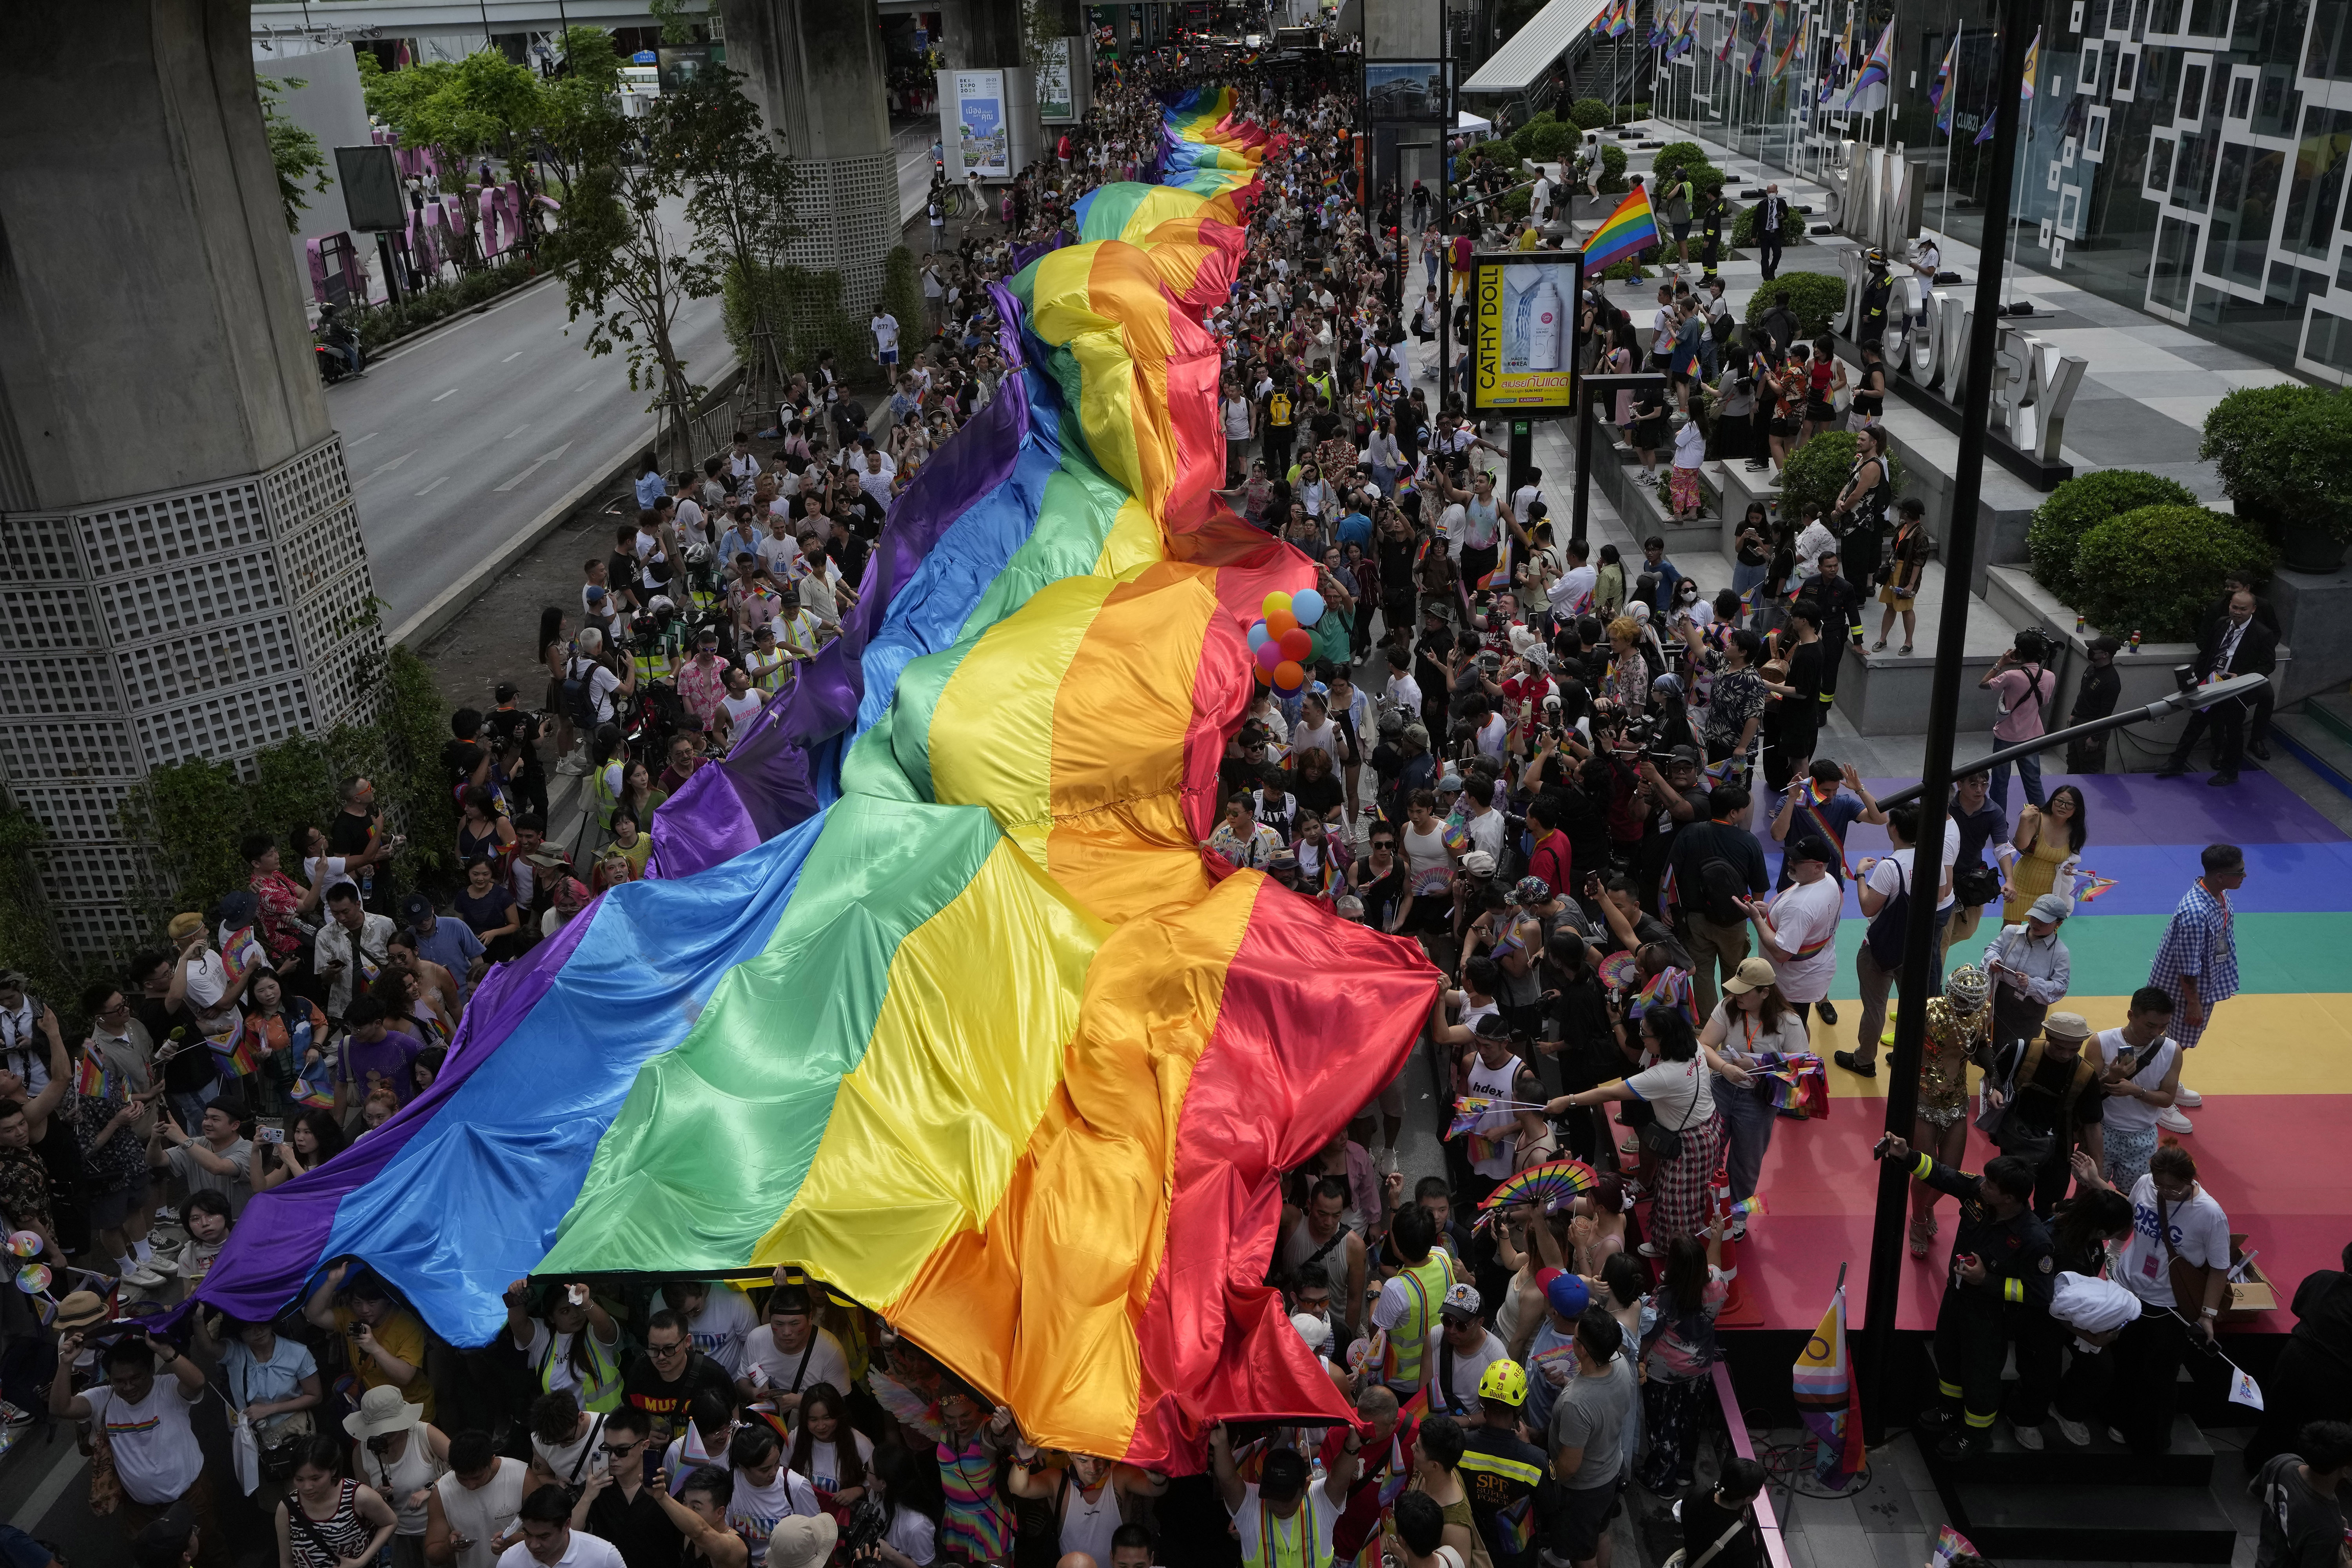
[1111,3,1131,64]
[0,0,382,958]
[720,0,900,307]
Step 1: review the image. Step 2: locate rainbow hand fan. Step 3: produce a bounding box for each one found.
[1474,1157,1601,1226]
[1598,950,1641,991]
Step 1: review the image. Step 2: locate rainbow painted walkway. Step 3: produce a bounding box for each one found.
[1736,770,2352,1332]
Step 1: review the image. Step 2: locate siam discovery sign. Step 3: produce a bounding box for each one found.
[1835,247,2087,482]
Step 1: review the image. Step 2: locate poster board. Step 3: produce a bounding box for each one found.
[1468,250,1586,415]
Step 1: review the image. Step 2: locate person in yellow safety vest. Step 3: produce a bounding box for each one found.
[1211,1420,1362,1568]
[1371,1205,1456,1397]
[503,1276,623,1413]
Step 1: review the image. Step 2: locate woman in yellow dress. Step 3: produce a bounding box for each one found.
[2002,784,2087,922]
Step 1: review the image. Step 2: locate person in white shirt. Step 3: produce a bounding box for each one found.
[1743,835,1843,1025]
[2092,989,2186,1182]
[499,1486,628,1567]
[2101,1143,2231,1454]
[1209,1420,1359,1568]
[652,1280,759,1378]
[739,1280,852,1417]
[1793,514,1838,584]
[1426,1284,1511,1419]
[49,1330,213,1533]
[722,1422,823,1568]
[428,1430,530,1568]
[1844,803,1959,1074]
[869,309,901,367]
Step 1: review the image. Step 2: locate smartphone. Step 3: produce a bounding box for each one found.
[258,1125,285,1145]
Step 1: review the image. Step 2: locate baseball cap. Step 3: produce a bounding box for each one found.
[1784,835,1834,865]
[1437,772,1464,792]
[585,584,608,603]
[1460,850,1497,878]
[2027,892,2074,922]
[399,893,434,923]
[1539,1267,1589,1318]
[1722,956,1776,995]
[1440,1282,1483,1323]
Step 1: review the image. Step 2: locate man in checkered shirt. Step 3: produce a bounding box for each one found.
[2145,843,2246,1134]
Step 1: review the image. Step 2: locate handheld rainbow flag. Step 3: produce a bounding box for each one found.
[1930,36,1958,132]
[1473,1158,1601,1225]
[1447,1094,1550,1138]
[1844,19,1894,113]
[1631,964,1697,1024]
[1793,1271,1866,1490]
[1731,1194,1767,1218]
[1497,1497,1537,1555]
[2073,869,2120,903]
[1582,185,1659,272]
[72,1052,111,1102]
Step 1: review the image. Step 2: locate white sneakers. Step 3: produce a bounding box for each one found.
[2156,1105,2194,1134]
[2053,1415,2091,1447]
[2175,1087,2202,1107]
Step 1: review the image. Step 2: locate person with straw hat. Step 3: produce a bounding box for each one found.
[346,1384,450,1565]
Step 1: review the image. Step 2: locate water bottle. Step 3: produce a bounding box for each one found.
[1528,277,1566,372]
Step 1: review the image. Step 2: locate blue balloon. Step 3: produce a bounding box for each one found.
[1291,588,1327,626]
[1246,619,1270,650]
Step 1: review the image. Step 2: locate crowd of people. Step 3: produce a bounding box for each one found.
[0,35,2342,1568]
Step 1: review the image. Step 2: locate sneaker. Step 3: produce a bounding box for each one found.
[1916,1404,1957,1432]
[2175,1087,2202,1108]
[2156,1105,2194,1134]
[1936,1431,1984,1461]
[1638,1241,1665,1258]
[0,1403,32,1430]
[2054,1415,2091,1447]
[1815,1000,1838,1025]
[555,753,591,777]
[120,1260,169,1290]
[2107,1427,2129,1446]
[2013,1423,2044,1450]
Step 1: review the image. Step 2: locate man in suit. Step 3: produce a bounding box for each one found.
[2157,586,2278,786]
[2202,574,2280,759]
[1754,184,1790,279]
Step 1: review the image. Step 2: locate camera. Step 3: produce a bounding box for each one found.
[840,1494,889,1554]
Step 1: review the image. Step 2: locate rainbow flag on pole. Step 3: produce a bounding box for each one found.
[1793,1274,1867,1490]
[1770,1,1801,78]
[185,87,1435,1474]
[2021,26,2042,96]
[1610,0,1633,38]
[1843,19,1894,113]
[1930,36,1957,131]
[1583,185,1659,271]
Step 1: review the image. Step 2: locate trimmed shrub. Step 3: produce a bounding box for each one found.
[1742,271,1849,339]
[2074,506,2272,642]
[2025,470,2200,604]
[1776,431,1908,525]
[2198,382,2325,523]
[1649,141,1710,185]
[2264,387,2352,541]
[1566,96,1613,130]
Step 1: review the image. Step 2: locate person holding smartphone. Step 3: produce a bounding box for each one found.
[426,1428,528,1568]
[49,1327,227,1566]
[573,1405,676,1563]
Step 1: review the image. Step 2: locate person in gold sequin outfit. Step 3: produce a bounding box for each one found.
[1908,965,1992,1257]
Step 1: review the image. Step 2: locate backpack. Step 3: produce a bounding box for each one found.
[562,658,601,728]
[1863,857,1909,970]
[1268,390,1294,428]
[1696,837,1749,928]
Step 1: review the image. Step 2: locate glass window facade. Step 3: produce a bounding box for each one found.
[1652,0,2352,379]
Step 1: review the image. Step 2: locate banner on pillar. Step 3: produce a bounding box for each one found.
[953,69,1012,178]
[1039,37,1084,122]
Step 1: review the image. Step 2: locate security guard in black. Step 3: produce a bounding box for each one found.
[1881,1135,2054,1456]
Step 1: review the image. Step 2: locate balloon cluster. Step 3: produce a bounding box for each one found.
[1244,588,1328,695]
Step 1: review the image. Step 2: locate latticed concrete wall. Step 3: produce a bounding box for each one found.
[0,434,381,961]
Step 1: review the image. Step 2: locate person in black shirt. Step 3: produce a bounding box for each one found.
[486,685,551,822]
[623,1310,738,1447]
[1664,782,1770,1020]
[1455,1364,1552,1568]
[1675,1456,1766,1568]
[327,775,396,913]
[1984,1014,2105,1217]
[1794,551,1863,707]
[1539,929,1614,1162]
[2065,635,2124,774]
[574,1404,679,1567]
[1882,1136,2054,1459]
[2249,1241,2352,1468]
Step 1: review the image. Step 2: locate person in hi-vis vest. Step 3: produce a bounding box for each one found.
[505,1277,623,1413]
[1213,1423,1363,1568]
[1365,1206,1457,1398]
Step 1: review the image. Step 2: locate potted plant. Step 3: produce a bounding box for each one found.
[2073,506,2273,640]
[2199,382,2352,570]
[2025,470,2198,603]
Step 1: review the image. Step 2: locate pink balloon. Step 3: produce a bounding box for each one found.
[1255,639,1285,673]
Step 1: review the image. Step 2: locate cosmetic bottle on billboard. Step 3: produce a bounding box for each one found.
[1528,277,1565,371]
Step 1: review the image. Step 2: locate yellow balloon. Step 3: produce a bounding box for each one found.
[1261,590,1294,620]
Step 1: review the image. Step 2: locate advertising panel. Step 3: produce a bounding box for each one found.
[1468,250,1585,414]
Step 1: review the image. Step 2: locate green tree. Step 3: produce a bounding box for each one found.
[258,75,332,232]
[648,0,702,45]
[657,68,803,407]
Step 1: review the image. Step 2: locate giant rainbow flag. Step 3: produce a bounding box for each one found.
[188,87,1434,1470]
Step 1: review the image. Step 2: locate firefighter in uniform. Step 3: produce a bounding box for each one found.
[1458,1361,1550,1568]
[1880,1134,2055,1459]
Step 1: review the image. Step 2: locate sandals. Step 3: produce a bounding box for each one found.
[1908,1212,1937,1258]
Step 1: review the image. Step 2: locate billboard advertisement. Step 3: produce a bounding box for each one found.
[1038,37,1083,123]
[953,69,1011,178]
[1469,251,1585,415]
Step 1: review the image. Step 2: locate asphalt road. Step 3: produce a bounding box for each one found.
[332,199,731,633]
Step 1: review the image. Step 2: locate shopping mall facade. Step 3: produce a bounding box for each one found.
[1652,0,2352,381]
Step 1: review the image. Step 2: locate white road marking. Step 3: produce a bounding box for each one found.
[494,440,575,493]
[432,387,459,401]
[414,475,449,495]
